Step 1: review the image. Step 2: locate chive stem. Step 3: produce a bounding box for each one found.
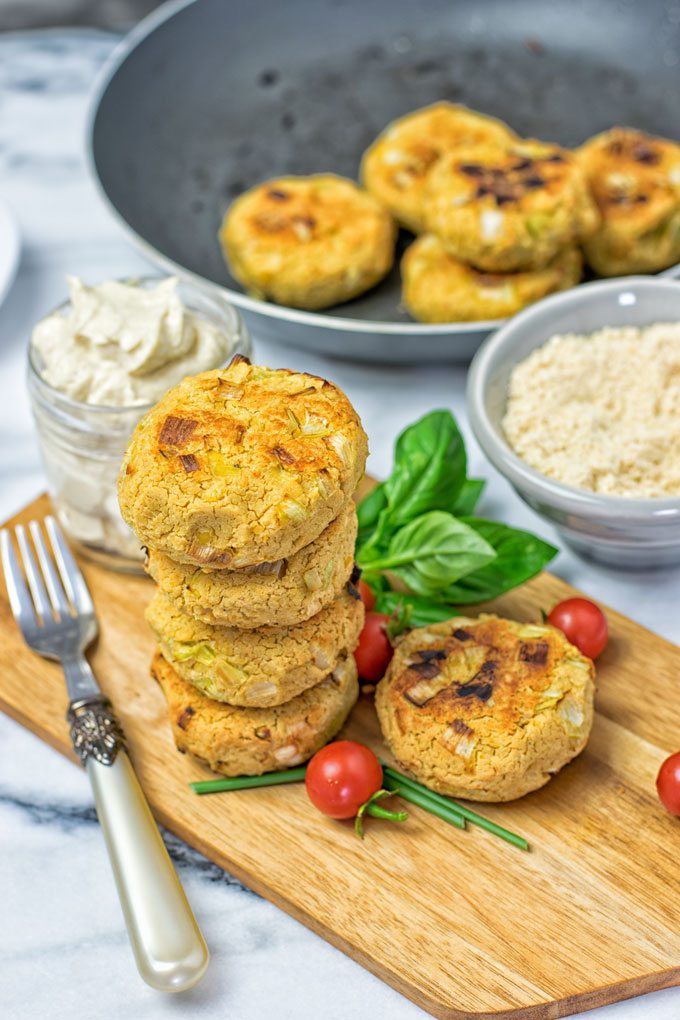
[190,766,307,795]
[383,776,466,829]
[382,764,529,851]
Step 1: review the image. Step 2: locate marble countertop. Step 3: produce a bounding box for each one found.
[1,28,680,1020]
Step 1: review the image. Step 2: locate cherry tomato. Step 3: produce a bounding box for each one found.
[657,752,680,815]
[547,598,608,659]
[354,612,393,681]
[357,579,375,611]
[305,741,383,819]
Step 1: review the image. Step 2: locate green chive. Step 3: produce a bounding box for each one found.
[190,766,307,795]
[383,776,466,829]
[382,764,529,851]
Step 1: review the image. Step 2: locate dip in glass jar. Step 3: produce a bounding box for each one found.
[27,275,250,572]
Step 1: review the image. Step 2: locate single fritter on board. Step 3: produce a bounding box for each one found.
[576,127,680,276]
[401,235,582,323]
[376,614,595,802]
[146,587,364,708]
[424,140,599,272]
[118,357,368,568]
[146,502,358,629]
[219,174,395,310]
[152,650,359,776]
[361,102,516,233]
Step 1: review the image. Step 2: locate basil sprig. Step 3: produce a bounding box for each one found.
[356,411,557,614]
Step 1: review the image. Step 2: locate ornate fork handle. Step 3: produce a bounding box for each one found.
[67,697,126,767]
[66,696,209,992]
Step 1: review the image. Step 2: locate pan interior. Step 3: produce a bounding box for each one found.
[91,0,680,325]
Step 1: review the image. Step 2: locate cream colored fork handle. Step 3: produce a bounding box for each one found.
[87,752,209,992]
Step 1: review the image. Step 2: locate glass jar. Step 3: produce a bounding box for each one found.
[27,276,251,573]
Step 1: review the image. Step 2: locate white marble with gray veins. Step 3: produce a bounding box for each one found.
[1,29,680,1020]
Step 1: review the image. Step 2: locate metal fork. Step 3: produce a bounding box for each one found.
[1,516,209,992]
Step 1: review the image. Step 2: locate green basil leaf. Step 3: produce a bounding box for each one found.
[375,590,459,628]
[451,477,485,516]
[360,511,496,598]
[356,482,388,549]
[380,411,467,531]
[441,519,558,604]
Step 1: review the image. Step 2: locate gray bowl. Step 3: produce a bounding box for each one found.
[467,276,680,569]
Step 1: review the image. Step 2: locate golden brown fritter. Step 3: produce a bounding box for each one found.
[401,235,582,322]
[146,588,364,707]
[424,140,599,272]
[152,649,358,776]
[219,174,395,309]
[361,102,516,233]
[118,358,368,568]
[146,502,358,629]
[576,127,680,275]
[376,614,595,802]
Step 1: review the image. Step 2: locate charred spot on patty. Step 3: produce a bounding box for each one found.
[456,680,494,701]
[268,189,289,201]
[453,628,474,641]
[177,706,196,730]
[631,142,660,165]
[159,415,198,448]
[519,641,549,665]
[459,162,485,177]
[415,648,448,662]
[179,454,200,473]
[409,659,443,679]
[228,352,251,367]
[271,445,296,466]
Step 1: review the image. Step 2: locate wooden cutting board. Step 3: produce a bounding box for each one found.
[2,491,680,1019]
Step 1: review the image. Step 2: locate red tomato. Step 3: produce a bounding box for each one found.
[547,598,608,659]
[357,579,375,611]
[354,612,393,681]
[305,741,383,819]
[657,752,680,815]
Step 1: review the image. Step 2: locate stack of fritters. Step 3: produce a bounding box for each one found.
[362,103,596,323]
[118,356,368,776]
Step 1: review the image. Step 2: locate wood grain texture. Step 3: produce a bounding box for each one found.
[2,492,680,1019]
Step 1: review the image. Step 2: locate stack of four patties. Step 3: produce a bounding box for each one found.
[118,357,367,776]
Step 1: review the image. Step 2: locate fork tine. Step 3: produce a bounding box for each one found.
[45,516,94,616]
[16,524,52,620]
[29,520,71,616]
[0,529,38,629]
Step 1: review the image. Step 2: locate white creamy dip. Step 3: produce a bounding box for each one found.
[32,276,232,406]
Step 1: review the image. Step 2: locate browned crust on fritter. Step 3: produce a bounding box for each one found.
[376,614,595,802]
[576,127,680,275]
[151,649,359,776]
[118,359,368,567]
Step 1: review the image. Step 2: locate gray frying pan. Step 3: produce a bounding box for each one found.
[89,0,680,362]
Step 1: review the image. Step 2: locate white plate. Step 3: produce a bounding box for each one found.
[0,200,20,310]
